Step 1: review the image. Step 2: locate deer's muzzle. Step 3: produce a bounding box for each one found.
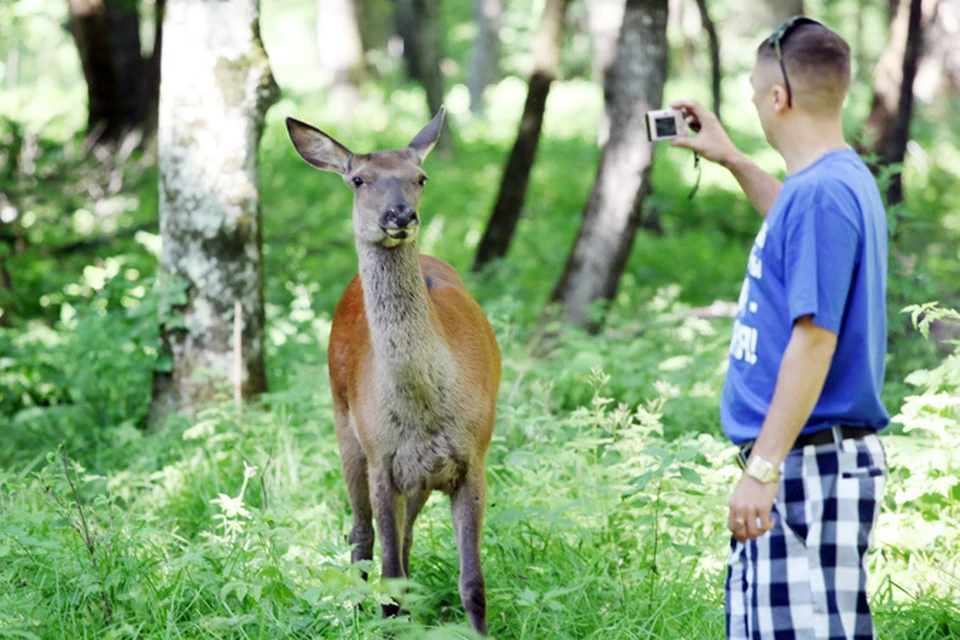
[381,205,419,230]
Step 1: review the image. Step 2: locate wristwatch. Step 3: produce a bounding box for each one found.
[744,454,781,484]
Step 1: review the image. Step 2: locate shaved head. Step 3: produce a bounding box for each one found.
[756,22,851,116]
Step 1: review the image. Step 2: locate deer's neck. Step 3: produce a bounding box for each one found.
[357,241,449,383]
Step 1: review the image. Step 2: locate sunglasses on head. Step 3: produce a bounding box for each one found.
[766,16,822,108]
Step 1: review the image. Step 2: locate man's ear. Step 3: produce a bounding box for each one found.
[408,106,445,164]
[286,117,353,174]
[771,84,790,114]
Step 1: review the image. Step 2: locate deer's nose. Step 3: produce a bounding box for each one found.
[381,205,418,229]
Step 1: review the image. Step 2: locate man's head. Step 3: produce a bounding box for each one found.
[750,18,851,147]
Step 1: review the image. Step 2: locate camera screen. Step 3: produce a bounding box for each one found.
[655,116,677,137]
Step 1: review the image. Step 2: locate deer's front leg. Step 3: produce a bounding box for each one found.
[371,470,405,618]
[451,467,488,635]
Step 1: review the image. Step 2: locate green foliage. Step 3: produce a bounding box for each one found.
[3,292,960,637]
[872,303,960,607]
[0,268,162,469]
[3,0,960,636]
[0,315,737,638]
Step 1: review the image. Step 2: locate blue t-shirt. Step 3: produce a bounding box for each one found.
[720,149,890,445]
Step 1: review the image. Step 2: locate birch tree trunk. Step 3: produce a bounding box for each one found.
[472,0,570,271]
[546,0,668,332]
[151,0,278,421]
[763,0,803,24]
[467,0,503,113]
[316,0,366,117]
[917,0,960,95]
[585,0,626,146]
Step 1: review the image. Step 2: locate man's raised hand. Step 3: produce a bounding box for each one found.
[670,99,740,167]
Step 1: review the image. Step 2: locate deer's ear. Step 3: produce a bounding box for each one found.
[286,117,353,175]
[408,106,445,164]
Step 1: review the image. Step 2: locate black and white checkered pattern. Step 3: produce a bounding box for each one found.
[726,432,887,639]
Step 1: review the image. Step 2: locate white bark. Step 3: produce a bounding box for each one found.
[316,0,366,117]
[550,0,669,331]
[467,0,503,113]
[917,0,960,96]
[586,0,626,145]
[153,0,278,419]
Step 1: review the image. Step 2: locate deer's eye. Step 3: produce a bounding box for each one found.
[417,175,428,187]
[352,176,365,187]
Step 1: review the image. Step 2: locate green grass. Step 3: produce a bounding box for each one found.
[3,1,960,635]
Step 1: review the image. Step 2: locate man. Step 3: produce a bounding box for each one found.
[673,17,890,640]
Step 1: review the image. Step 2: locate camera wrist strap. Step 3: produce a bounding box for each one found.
[688,152,701,200]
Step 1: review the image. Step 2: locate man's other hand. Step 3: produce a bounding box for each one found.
[728,473,779,543]
[670,99,740,167]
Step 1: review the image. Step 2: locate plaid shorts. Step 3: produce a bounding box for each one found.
[726,432,887,640]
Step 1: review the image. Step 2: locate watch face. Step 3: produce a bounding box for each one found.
[746,456,780,483]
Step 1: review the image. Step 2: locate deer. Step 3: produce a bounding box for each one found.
[285,108,500,634]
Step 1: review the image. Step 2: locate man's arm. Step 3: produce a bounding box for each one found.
[727,315,838,542]
[723,152,783,219]
[670,99,782,217]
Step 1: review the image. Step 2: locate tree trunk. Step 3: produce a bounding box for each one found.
[467,0,503,113]
[143,0,165,139]
[886,0,924,205]
[694,0,722,122]
[546,0,669,332]
[764,0,803,24]
[919,0,960,94]
[414,0,452,150]
[68,0,146,142]
[152,0,279,422]
[857,0,938,157]
[355,0,392,56]
[472,0,570,271]
[395,0,421,79]
[395,0,452,149]
[855,0,869,82]
[585,0,626,146]
[317,0,366,117]
[5,48,18,90]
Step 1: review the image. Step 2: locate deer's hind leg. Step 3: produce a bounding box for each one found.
[334,406,374,577]
[451,466,488,635]
[401,489,431,579]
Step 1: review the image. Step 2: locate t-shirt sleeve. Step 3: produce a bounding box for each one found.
[782,185,861,334]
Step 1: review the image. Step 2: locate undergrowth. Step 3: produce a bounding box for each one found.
[1,284,959,637]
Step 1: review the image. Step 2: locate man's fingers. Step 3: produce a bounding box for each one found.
[749,511,777,540]
[744,510,762,539]
[729,508,777,541]
[731,524,747,543]
[670,99,706,117]
[729,510,748,543]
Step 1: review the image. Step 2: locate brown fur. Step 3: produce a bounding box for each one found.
[287,109,500,634]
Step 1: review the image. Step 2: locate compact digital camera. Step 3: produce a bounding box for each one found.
[645,109,686,142]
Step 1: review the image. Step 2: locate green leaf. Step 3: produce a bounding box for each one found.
[678,466,702,485]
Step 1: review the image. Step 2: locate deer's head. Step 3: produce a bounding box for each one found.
[286,108,445,248]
